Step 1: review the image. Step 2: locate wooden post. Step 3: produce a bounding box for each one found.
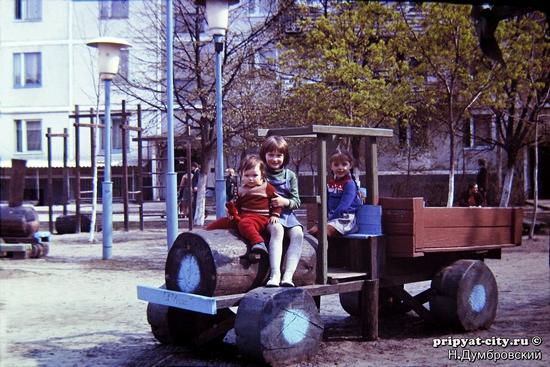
[47,128,53,233]
[121,100,129,231]
[8,159,26,208]
[316,134,328,285]
[186,127,193,230]
[362,135,380,340]
[136,105,144,230]
[63,128,68,216]
[74,105,81,233]
[365,136,378,205]
[89,107,96,233]
[361,279,379,341]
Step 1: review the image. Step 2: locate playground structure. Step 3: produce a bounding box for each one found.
[137,125,523,365]
[36,102,195,234]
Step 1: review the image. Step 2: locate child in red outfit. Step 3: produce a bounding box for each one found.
[206,155,281,254]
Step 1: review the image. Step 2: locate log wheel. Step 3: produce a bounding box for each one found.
[146,287,236,346]
[339,286,409,317]
[235,287,324,365]
[430,259,498,331]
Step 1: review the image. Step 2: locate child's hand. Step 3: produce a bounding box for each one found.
[269,216,279,224]
[271,195,289,208]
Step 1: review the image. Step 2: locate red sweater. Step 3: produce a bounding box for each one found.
[236,181,281,217]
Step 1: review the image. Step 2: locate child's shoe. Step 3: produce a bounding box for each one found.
[280,277,295,287]
[266,273,281,287]
[251,242,268,255]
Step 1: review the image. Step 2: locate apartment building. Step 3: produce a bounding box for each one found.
[0,0,162,203]
[1,1,546,207]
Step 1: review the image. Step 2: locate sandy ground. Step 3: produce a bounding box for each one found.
[0,230,548,367]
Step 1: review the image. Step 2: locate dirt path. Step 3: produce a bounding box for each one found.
[1,231,548,367]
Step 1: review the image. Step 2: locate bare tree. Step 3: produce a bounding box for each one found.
[115,0,295,223]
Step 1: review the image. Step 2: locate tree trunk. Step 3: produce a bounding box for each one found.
[496,145,503,200]
[499,166,515,207]
[446,102,456,207]
[447,133,456,207]
[529,120,539,239]
[194,174,207,226]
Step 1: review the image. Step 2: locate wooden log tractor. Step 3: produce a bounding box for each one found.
[138,125,522,365]
[0,159,49,259]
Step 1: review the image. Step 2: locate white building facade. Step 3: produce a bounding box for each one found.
[0,0,162,202]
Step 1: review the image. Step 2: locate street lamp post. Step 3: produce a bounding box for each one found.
[87,37,132,260]
[165,0,178,250]
[196,0,239,219]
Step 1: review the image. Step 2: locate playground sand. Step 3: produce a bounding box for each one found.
[0,230,548,367]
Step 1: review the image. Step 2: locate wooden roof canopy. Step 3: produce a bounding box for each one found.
[258,124,394,139]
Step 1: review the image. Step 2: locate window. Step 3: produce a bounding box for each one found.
[397,120,410,148]
[100,116,128,152]
[254,46,277,70]
[15,0,41,21]
[15,120,42,152]
[116,49,129,80]
[13,52,41,88]
[248,0,272,16]
[99,0,129,19]
[464,114,492,148]
[397,120,427,148]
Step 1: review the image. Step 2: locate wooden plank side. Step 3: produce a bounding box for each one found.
[380,197,418,210]
[382,209,414,224]
[512,208,523,245]
[384,235,416,257]
[413,197,425,253]
[382,222,414,235]
[137,286,216,315]
[420,243,517,253]
[418,227,513,249]
[422,207,513,228]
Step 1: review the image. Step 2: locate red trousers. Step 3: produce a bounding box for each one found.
[206,213,269,245]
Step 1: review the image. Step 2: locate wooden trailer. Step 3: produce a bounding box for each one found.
[137,125,522,365]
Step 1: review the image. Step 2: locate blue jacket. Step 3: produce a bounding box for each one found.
[327,174,362,221]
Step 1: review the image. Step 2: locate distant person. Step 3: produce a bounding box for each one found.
[177,171,190,218]
[459,183,484,207]
[225,168,238,202]
[476,158,488,205]
[190,162,200,219]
